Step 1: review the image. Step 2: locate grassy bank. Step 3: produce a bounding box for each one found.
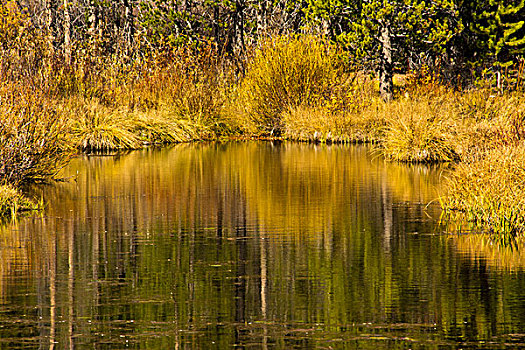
[441,145,525,244]
[1,26,524,242]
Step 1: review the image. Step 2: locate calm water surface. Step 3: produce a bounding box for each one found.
[0,142,524,349]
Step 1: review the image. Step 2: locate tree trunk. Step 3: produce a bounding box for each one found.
[63,0,71,65]
[379,21,393,102]
[123,0,134,55]
[45,0,56,56]
[235,0,246,53]
[213,4,220,48]
[257,0,267,39]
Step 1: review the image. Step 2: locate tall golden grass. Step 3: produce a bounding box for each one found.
[441,145,525,243]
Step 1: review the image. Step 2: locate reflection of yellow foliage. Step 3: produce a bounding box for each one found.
[240,143,443,238]
[449,234,525,271]
[27,143,446,243]
[384,162,446,204]
[0,223,31,303]
[0,143,520,344]
[0,143,446,296]
[25,142,446,247]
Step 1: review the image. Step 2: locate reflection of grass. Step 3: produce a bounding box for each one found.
[235,143,444,237]
[449,233,525,271]
[384,162,445,204]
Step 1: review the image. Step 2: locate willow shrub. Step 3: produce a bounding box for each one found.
[0,86,74,185]
[124,44,234,138]
[241,35,346,135]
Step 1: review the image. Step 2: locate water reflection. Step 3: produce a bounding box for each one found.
[0,142,524,349]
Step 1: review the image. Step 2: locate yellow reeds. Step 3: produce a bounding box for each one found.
[0,184,38,220]
[441,144,525,241]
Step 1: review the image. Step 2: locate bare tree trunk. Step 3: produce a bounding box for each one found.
[63,0,71,65]
[123,0,134,56]
[213,4,221,48]
[257,0,267,39]
[321,18,330,37]
[379,21,393,102]
[235,0,246,53]
[87,0,98,36]
[182,0,194,42]
[45,0,56,56]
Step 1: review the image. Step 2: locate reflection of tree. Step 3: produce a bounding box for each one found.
[0,143,523,347]
[234,202,247,343]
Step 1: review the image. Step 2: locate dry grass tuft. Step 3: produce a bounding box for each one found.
[441,144,525,242]
[68,99,140,151]
[379,97,458,163]
[131,111,199,144]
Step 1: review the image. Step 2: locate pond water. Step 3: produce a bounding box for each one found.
[0,142,524,349]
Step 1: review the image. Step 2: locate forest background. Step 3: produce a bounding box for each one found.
[1,0,525,241]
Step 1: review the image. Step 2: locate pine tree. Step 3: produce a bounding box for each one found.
[475,0,525,65]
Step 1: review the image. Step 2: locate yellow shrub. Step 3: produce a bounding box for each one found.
[241,35,346,134]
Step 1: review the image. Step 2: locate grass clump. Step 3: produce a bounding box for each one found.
[67,99,140,151]
[241,35,346,135]
[442,145,525,242]
[0,184,38,220]
[379,96,458,163]
[131,112,197,144]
